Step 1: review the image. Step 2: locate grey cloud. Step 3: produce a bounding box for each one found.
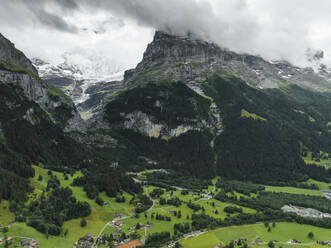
[33,8,78,33]
[73,0,331,66]
[0,0,79,33]
[2,0,331,67]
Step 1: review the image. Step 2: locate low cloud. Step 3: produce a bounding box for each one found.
[1,0,331,69]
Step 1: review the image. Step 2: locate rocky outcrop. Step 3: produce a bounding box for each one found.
[0,69,49,105]
[124,31,331,92]
[122,110,200,138]
[0,34,85,132]
[0,33,37,75]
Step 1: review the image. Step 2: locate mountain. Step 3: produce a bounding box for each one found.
[85,31,331,182]
[8,30,331,184]
[124,31,331,92]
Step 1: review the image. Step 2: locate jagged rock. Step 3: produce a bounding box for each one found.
[124,31,331,92]
[0,33,38,75]
[0,33,85,132]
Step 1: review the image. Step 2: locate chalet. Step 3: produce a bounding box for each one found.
[112,233,121,242]
[116,240,142,248]
[255,237,262,244]
[146,222,153,229]
[31,241,39,247]
[6,237,13,244]
[288,239,301,244]
[115,221,123,227]
[79,233,94,242]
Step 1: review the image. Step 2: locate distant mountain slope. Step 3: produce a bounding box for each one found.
[32,57,125,120]
[0,33,90,202]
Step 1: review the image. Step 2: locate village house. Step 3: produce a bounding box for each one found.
[20,239,40,247]
[251,237,263,245]
[137,223,144,229]
[77,233,95,248]
[288,239,301,244]
[116,240,142,248]
[114,221,123,227]
[146,222,153,229]
[318,240,331,246]
[6,236,13,244]
[112,233,121,242]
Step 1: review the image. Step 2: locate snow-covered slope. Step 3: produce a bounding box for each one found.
[32,57,125,120]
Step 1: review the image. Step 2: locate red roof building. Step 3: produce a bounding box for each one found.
[116,240,142,248]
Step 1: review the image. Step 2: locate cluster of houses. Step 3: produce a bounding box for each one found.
[75,233,143,248]
[0,237,39,247]
[322,190,331,199]
[0,237,12,245]
[317,240,331,246]
[20,239,40,247]
[282,205,331,219]
[74,233,95,248]
[250,237,263,245]
[287,239,301,244]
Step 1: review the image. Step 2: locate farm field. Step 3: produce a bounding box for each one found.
[181,222,331,248]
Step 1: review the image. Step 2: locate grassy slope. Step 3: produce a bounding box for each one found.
[181,222,330,248]
[4,223,73,248]
[306,179,331,190]
[265,185,323,196]
[6,168,331,247]
[302,151,331,168]
[103,185,256,239]
[0,200,14,226]
[15,166,134,246]
[241,109,267,121]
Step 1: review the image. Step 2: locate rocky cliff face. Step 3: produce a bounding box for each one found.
[0,33,37,75]
[0,33,85,132]
[124,31,331,92]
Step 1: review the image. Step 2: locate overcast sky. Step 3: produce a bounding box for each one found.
[1,0,331,72]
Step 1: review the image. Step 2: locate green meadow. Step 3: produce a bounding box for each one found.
[3,167,331,248]
[265,185,323,196]
[0,200,14,226]
[1,165,135,247]
[181,222,331,248]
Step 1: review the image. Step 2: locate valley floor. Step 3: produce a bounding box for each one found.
[180,222,331,248]
[1,168,331,248]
